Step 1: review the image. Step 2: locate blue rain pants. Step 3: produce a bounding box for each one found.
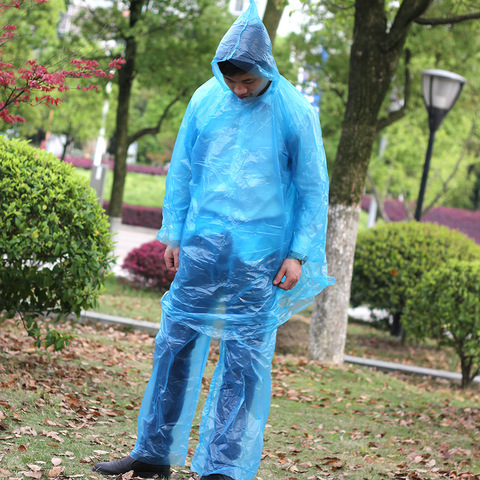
[130,315,277,480]
[130,232,278,480]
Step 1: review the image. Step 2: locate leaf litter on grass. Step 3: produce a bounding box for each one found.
[262,356,480,480]
[1,318,479,480]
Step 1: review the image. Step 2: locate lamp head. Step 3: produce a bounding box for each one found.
[422,69,466,132]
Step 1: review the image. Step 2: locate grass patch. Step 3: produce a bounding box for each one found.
[344,321,461,373]
[73,168,166,208]
[1,319,479,480]
[94,276,163,323]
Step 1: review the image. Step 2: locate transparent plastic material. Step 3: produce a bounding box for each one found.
[131,314,277,480]
[158,1,335,340]
[132,1,335,479]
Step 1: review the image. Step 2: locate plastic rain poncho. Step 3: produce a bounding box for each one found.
[130,2,335,479]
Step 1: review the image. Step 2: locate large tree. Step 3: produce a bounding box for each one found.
[290,1,480,213]
[304,0,480,363]
[69,0,232,231]
[262,0,286,45]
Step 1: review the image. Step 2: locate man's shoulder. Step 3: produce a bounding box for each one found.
[277,77,315,108]
[190,78,222,108]
[274,77,320,129]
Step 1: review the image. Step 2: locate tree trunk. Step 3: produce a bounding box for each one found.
[460,354,472,389]
[262,0,285,47]
[390,312,403,338]
[309,0,432,363]
[60,136,73,161]
[108,0,144,221]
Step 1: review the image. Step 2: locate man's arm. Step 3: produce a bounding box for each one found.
[288,107,329,262]
[164,245,180,273]
[157,99,197,246]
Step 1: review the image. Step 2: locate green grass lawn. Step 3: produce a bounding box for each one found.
[73,168,166,208]
[93,276,163,323]
[1,318,479,480]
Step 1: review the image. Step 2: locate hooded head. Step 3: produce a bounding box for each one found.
[212,0,279,91]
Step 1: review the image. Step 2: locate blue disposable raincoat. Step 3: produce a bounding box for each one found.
[157,5,334,340]
[130,2,335,479]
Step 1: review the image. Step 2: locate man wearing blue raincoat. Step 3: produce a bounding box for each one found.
[93,2,334,479]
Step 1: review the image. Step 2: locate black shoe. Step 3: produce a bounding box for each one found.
[92,455,170,478]
[200,475,234,480]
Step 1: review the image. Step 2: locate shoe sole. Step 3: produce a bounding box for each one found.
[92,468,169,478]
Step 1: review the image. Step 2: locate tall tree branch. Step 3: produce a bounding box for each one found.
[415,11,480,25]
[330,87,347,106]
[376,48,411,133]
[127,89,187,146]
[386,0,432,51]
[262,0,287,47]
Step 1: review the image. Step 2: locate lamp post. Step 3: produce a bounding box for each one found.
[414,69,466,221]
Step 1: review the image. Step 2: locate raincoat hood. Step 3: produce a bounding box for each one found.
[211,0,279,89]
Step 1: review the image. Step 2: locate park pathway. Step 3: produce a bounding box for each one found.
[110,224,158,276]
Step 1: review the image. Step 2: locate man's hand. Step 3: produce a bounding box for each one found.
[273,258,302,291]
[164,245,180,272]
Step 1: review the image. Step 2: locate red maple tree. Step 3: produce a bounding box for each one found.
[0,0,124,123]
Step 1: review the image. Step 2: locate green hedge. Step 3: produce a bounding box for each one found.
[0,137,114,349]
[351,221,480,336]
[403,260,480,388]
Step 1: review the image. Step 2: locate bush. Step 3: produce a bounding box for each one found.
[102,200,163,229]
[0,137,114,350]
[351,222,480,336]
[403,260,480,388]
[122,241,175,291]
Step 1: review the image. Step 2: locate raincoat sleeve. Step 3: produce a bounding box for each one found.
[288,108,329,262]
[157,100,198,246]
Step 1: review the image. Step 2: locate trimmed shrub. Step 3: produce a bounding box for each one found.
[102,200,163,229]
[403,260,480,388]
[351,222,480,336]
[122,241,175,291]
[0,137,114,350]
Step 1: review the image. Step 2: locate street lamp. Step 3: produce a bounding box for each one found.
[414,69,466,221]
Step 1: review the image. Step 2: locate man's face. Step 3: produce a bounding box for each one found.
[223,72,268,99]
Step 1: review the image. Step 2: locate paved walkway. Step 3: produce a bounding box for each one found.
[110,224,159,276]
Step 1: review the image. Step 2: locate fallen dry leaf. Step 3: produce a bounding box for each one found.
[48,466,65,478]
[22,471,42,479]
[93,449,110,455]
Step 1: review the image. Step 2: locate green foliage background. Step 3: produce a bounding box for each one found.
[288,0,480,210]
